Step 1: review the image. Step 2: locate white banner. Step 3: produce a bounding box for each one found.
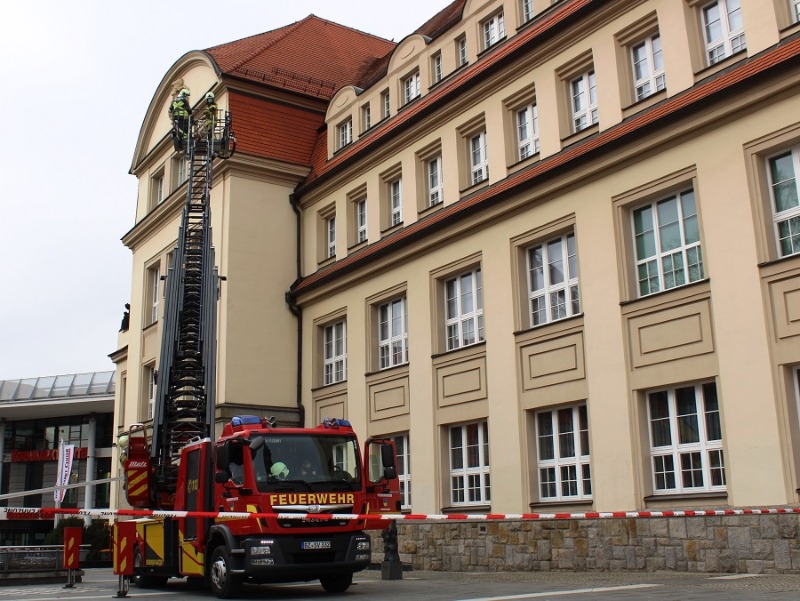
[54,438,75,503]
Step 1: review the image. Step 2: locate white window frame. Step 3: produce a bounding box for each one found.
[527,232,580,327]
[362,104,371,132]
[701,0,746,66]
[516,102,540,160]
[631,33,665,101]
[389,178,403,226]
[535,405,591,501]
[457,36,468,66]
[483,12,505,49]
[338,118,353,149]
[356,198,368,244]
[794,0,800,23]
[145,365,157,421]
[470,131,489,185]
[147,264,160,326]
[393,433,412,510]
[766,147,800,258]
[326,215,336,259]
[323,320,347,385]
[445,268,484,351]
[378,297,408,370]
[428,155,444,206]
[449,421,490,505]
[646,381,725,495]
[432,53,443,84]
[382,90,391,119]
[153,174,164,206]
[403,72,421,104]
[571,70,597,133]
[632,188,704,297]
[522,0,534,23]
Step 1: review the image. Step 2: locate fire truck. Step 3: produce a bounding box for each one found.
[122,96,399,598]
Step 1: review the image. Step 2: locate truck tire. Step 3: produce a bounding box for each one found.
[209,546,243,599]
[320,572,353,593]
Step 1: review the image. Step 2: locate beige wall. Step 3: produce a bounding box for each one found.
[296,0,800,514]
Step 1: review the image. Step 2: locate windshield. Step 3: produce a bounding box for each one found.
[249,433,361,493]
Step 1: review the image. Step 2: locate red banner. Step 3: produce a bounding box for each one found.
[63,526,82,569]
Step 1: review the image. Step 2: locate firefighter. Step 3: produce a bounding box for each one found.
[169,88,191,151]
[199,92,218,146]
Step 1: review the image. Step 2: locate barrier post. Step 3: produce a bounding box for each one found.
[62,526,82,588]
[112,521,136,597]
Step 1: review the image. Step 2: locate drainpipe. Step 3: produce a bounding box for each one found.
[287,192,305,426]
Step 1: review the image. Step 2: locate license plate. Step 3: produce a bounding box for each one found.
[302,540,331,550]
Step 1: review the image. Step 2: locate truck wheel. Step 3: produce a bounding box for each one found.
[320,572,353,593]
[209,546,242,599]
[132,549,168,588]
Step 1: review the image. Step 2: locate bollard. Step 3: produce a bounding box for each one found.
[63,527,82,588]
[381,520,402,580]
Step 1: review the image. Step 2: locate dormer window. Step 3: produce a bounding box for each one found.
[337,118,353,149]
[403,72,421,105]
[483,12,505,49]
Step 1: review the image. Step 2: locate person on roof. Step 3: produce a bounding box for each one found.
[169,88,192,151]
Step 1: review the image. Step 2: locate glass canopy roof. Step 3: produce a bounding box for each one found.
[0,371,115,402]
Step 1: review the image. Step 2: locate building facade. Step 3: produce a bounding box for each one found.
[0,372,115,545]
[116,0,800,516]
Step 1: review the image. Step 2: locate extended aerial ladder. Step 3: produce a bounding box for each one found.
[126,104,235,510]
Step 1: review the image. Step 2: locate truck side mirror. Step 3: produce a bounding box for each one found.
[216,445,229,467]
[215,470,231,484]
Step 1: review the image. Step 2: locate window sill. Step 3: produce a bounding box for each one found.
[644,491,728,504]
[619,278,710,308]
[432,340,486,361]
[561,123,599,148]
[459,179,490,196]
[529,499,593,510]
[418,201,444,218]
[693,49,747,83]
[380,222,404,236]
[622,88,667,120]
[440,504,491,514]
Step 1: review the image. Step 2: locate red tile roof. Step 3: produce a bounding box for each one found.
[293,35,800,294]
[302,0,592,185]
[228,91,323,165]
[206,15,396,100]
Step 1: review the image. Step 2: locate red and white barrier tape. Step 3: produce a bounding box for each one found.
[2,506,800,521]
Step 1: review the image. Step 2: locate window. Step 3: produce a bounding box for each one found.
[445,268,484,351]
[470,131,489,185]
[145,263,160,326]
[326,214,336,259]
[536,405,591,501]
[144,365,157,421]
[361,103,371,132]
[794,0,800,22]
[378,297,408,369]
[631,33,665,101]
[522,0,534,23]
[571,70,597,133]
[355,198,368,244]
[527,232,580,327]
[483,12,505,49]
[393,433,411,510]
[767,147,800,257]
[427,155,443,206]
[381,90,391,119]
[432,52,443,84]
[632,188,704,297]
[517,102,540,160]
[173,155,187,189]
[151,171,164,209]
[337,118,353,149]
[646,381,725,494]
[389,179,403,226]
[701,0,745,65]
[403,72,420,104]
[323,321,347,385]
[449,421,490,505]
[457,35,468,67]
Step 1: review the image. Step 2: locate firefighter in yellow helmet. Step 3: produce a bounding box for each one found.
[169,88,192,151]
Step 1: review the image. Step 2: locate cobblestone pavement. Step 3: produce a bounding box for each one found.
[4,568,800,600]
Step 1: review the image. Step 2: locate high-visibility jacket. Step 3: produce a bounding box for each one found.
[170,99,190,118]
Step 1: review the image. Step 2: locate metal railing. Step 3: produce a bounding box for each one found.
[0,545,88,572]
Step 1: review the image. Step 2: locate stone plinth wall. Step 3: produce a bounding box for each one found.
[371,515,800,574]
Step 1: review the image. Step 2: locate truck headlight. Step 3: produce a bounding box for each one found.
[356,541,370,551]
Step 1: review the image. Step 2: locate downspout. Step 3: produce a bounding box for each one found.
[286,192,305,426]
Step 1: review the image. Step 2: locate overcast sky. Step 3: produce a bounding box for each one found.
[0,0,453,381]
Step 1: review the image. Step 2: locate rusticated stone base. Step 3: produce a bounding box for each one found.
[370,514,800,574]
